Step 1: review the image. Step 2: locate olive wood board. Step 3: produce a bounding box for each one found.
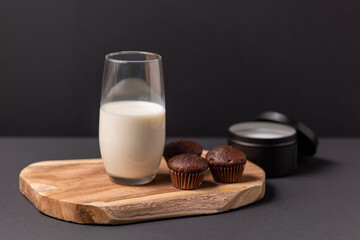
[19,151,265,224]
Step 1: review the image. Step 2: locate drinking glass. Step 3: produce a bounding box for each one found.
[99,51,165,185]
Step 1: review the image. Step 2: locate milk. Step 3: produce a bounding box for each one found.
[99,101,165,179]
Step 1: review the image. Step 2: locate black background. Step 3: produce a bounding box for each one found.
[1,0,359,137]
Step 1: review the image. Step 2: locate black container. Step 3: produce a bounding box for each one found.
[228,121,297,178]
[255,111,318,158]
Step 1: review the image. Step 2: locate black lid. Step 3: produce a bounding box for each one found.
[255,111,318,157]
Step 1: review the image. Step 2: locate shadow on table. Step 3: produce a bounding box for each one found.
[292,156,336,177]
[239,182,275,211]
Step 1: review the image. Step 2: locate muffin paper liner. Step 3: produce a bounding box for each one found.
[169,169,206,190]
[209,164,245,183]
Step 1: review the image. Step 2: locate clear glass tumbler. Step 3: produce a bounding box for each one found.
[99,51,165,185]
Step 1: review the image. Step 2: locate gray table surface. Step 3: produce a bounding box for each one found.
[1,137,359,240]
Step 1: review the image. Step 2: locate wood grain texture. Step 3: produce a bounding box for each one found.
[19,152,265,224]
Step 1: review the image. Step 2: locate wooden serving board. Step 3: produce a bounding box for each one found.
[19,152,265,224]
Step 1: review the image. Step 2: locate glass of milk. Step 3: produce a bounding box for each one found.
[99,51,165,185]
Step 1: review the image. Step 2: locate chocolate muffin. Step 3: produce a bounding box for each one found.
[167,154,208,190]
[205,145,247,183]
[163,140,203,161]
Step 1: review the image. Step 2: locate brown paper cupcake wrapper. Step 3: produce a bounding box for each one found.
[209,164,245,183]
[169,169,206,190]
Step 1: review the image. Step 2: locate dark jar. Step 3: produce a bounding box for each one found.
[228,121,297,178]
